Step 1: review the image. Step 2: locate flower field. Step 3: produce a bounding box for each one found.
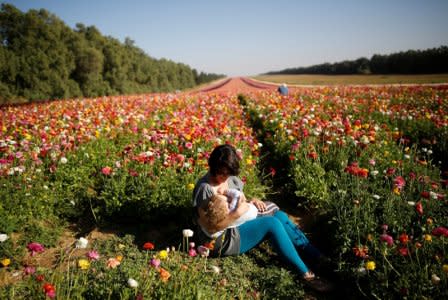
[1,84,447,299]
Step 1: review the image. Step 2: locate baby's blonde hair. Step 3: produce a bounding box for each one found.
[205,194,229,226]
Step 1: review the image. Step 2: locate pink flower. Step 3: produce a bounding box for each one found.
[393,176,406,190]
[24,265,36,275]
[380,234,394,247]
[150,258,161,268]
[101,166,112,175]
[86,250,100,261]
[185,142,193,149]
[188,248,197,257]
[27,242,45,256]
[197,245,210,257]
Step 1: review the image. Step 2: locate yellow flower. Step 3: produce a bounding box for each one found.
[78,259,90,270]
[443,264,448,273]
[365,261,376,271]
[424,234,432,242]
[118,244,125,250]
[158,250,168,260]
[187,183,195,190]
[1,258,11,267]
[393,187,401,195]
[116,255,123,262]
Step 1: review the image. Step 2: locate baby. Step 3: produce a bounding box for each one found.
[206,188,279,229]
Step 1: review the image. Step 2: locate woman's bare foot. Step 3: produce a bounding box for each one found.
[302,271,334,293]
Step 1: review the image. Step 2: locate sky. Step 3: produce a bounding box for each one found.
[4,0,448,76]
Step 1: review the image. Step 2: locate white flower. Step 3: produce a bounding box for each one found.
[371,170,379,176]
[127,278,139,288]
[60,157,68,164]
[357,267,366,275]
[0,233,9,242]
[431,274,440,285]
[210,265,220,274]
[407,201,416,206]
[427,150,433,155]
[182,229,194,238]
[430,191,438,200]
[404,154,410,159]
[372,195,380,200]
[75,237,89,249]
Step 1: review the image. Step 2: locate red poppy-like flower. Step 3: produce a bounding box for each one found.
[35,274,45,282]
[101,166,112,175]
[431,226,448,237]
[421,191,430,199]
[269,167,276,177]
[386,167,396,176]
[399,233,410,244]
[43,282,56,298]
[415,202,423,216]
[143,242,155,250]
[308,152,318,160]
[398,247,409,256]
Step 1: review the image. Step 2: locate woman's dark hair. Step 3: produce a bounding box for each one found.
[208,144,240,176]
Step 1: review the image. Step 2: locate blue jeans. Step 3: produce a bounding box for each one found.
[238,210,320,275]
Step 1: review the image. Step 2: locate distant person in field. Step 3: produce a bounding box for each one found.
[192,144,334,293]
[205,187,279,229]
[278,83,289,96]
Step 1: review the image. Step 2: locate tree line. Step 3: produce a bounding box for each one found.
[265,45,448,75]
[0,4,224,104]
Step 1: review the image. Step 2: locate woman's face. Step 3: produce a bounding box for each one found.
[213,168,230,184]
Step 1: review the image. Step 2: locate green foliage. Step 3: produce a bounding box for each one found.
[0,4,224,103]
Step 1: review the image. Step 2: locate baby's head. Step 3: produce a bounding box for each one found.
[205,193,229,225]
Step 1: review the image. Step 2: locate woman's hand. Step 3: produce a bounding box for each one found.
[250,198,267,212]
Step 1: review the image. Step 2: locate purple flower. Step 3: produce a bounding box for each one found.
[380,234,394,247]
[27,242,45,256]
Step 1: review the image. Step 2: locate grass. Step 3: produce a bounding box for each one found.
[252,73,448,85]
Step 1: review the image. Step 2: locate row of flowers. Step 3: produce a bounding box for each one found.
[242,86,447,298]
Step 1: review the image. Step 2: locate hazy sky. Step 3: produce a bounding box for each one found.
[4,0,448,76]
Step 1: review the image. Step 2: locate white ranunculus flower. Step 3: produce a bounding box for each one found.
[127,278,139,288]
[182,229,194,238]
[210,265,220,274]
[75,237,89,249]
[60,157,68,164]
[431,274,440,285]
[0,233,9,242]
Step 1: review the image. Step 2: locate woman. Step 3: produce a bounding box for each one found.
[192,144,333,292]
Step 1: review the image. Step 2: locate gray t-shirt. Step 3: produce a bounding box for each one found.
[192,172,244,256]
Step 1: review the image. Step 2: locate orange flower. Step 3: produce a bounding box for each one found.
[159,267,171,282]
[353,245,369,258]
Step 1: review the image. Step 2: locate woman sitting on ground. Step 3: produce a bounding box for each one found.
[192,144,333,292]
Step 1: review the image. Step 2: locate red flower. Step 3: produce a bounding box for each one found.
[308,152,318,160]
[421,191,430,199]
[43,283,56,298]
[101,166,112,175]
[143,242,155,250]
[431,226,448,238]
[269,167,276,177]
[398,233,410,244]
[415,202,423,216]
[398,247,409,256]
